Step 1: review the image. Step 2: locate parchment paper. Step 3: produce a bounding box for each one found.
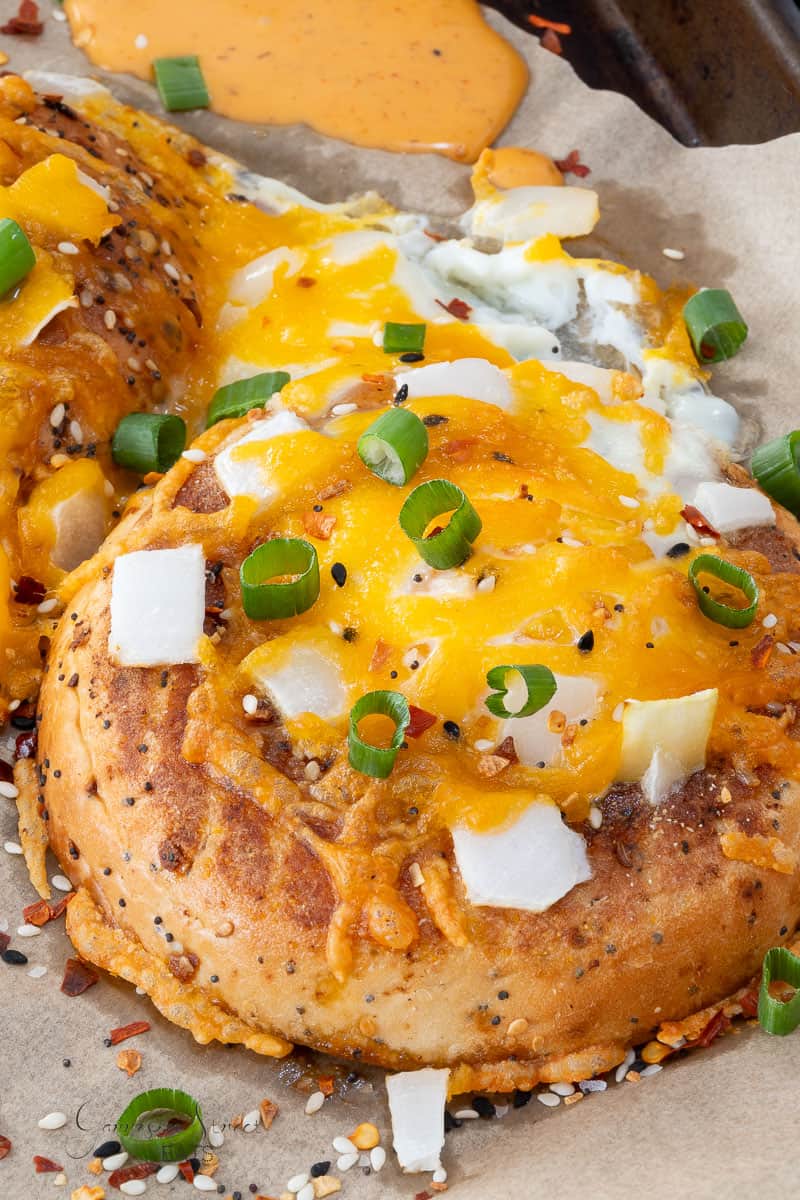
[2,6,799,1198]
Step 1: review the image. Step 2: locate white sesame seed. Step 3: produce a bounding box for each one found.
[661,247,685,261]
[104,308,117,330]
[4,841,22,854]
[612,702,624,722]
[135,986,146,995]
[578,1079,607,1093]
[156,1164,180,1183]
[164,262,180,282]
[408,861,425,887]
[104,479,115,497]
[453,1108,479,1120]
[777,642,792,655]
[336,1153,359,1172]
[287,1173,310,1193]
[550,1082,575,1097]
[134,33,148,48]
[494,1104,509,1117]
[79,287,94,307]
[476,574,496,593]
[615,1048,636,1083]
[242,1108,260,1132]
[193,1177,216,1193]
[331,402,358,416]
[536,1092,560,1108]
[103,1151,129,1170]
[296,1187,313,1200]
[304,760,321,782]
[208,1125,224,1148]
[640,1063,663,1077]
[589,805,603,830]
[161,239,172,257]
[38,1112,67,1130]
[28,964,47,979]
[120,1183,147,1197]
[328,620,343,637]
[37,598,58,615]
[127,356,141,372]
[145,358,159,373]
[49,403,66,427]
[8,699,19,711]
[57,241,79,256]
[432,1167,448,1183]
[618,494,639,508]
[0,781,19,800]
[304,1091,325,1115]
[115,147,129,158]
[17,924,41,938]
[762,613,778,628]
[333,1135,356,1154]
[560,534,584,547]
[139,172,154,189]
[242,694,258,716]
[69,420,83,442]
[369,1146,386,1172]
[182,448,207,464]
[474,739,493,751]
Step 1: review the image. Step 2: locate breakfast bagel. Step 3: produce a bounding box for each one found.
[34,390,800,1093]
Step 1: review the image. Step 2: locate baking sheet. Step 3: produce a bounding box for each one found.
[2,5,800,1198]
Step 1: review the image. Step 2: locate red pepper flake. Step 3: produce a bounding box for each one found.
[739,989,760,1018]
[1,0,43,36]
[554,148,591,178]
[296,275,317,288]
[317,1076,335,1098]
[0,759,11,784]
[0,931,9,954]
[13,575,46,605]
[33,1155,63,1173]
[186,147,206,168]
[423,229,447,242]
[435,297,472,321]
[108,1020,151,1045]
[540,27,563,54]
[61,956,99,997]
[687,1008,731,1049]
[14,729,37,759]
[0,1135,10,1160]
[303,510,336,540]
[22,898,52,927]
[440,437,477,462]
[680,504,720,539]
[407,705,437,738]
[495,735,519,764]
[108,1162,158,1188]
[426,525,444,539]
[48,892,75,922]
[528,13,572,34]
[178,1160,195,1183]
[751,634,775,669]
[414,1192,432,1200]
[361,372,389,385]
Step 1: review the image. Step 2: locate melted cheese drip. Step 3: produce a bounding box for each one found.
[64,0,528,162]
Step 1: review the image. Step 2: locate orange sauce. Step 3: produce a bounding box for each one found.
[64,0,528,162]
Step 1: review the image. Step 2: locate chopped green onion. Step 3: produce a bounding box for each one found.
[111,413,186,475]
[399,478,482,569]
[751,431,800,516]
[758,946,800,1036]
[358,408,429,486]
[382,322,426,354]
[240,537,319,620]
[153,55,210,112]
[0,218,35,298]
[688,553,758,628]
[485,664,557,719]
[682,288,748,364]
[116,1087,203,1163]
[348,690,410,779]
[206,371,291,428]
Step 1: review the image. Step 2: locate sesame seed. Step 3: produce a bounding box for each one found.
[182,448,207,463]
[589,805,603,829]
[3,840,23,854]
[37,598,58,615]
[618,494,639,508]
[304,1091,325,1115]
[640,1063,663,1077]
[432,1167,448,1184]
[331,402,358,416]
[120,1183,147,1197]
[287,1174,310,1193]
[474,739,493,751]
[615,1048,636,1082]
[194,1177,217,1193]
[304,760,321,782]
[127,356,141,372]
[662,247,685,260]
[453,1108,480,1120]
[369,1146,386,1171]
[102,1151,129,1170]
[408,861,425,887]
[38,1112,67,1130]
[57,241,79,255]
[0,782,19,800]
[332,1136,357,1155]
[242,1109,260,1132]
[336,1153,359,1172]
[536,1092,560,1108]
[296,1186,314,1200]
[49,403,66,427]
[476,574,496,593]
[164,262,180,281]
[17,924,41,938]
[242,694,258,716]
[28,964,47,979]
[157,1164,180,1183]
[550,1081,575,1096]
[134,32,149,48]
[763,613,778,628]
[208,1126,224,1148]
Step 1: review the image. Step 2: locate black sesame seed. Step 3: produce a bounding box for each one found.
[537,760,546,769]
[422,413,448,427]
[53,769,61,778]
[154,915,162,924]
[165,932,174,942]
[780,925,788,936]
[512,1089,533,1109]
[614,603,624,613]
[577,630,594,653]
[473,1096,496,1119]
[666,542,691,558]
[444,1109,462,1131]
[393,383,409,404]
[729,640,739,647]
[413,573,423,583]
[286,960,295,974]
[652,931,664,944]
[310,1162,331,1178]
[409,659,419,670]
[102,719,111,729]
[66,673,79,688]
[118,898,126,907]
[645,641,654,649]
[331,562,347,587]
[408,806,418,816]
[137,743,148,753]
[159,669,169,687]
[124,797,135,806]
[443,720,460,740]
[398,351,424,363]
[93,1140,121,1159]
[63,1058,71,1068]
[342,627,358,643]
[390,670,398,679]
[490,1015,501,1026]
[493,451,513,463]
[144,782,153,792]
[497,990,509,1000]
[103,867,111,876]
[2,948,28,965]
[210,974,219,983]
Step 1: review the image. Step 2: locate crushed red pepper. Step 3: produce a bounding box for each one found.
[686,1008,731,1048]
[0,1135,10,1160]
[751,634,776,669]
[528,14,572,34]
[61,956,100,997]
[33,1155,63,1173]
[554,148,592,178]
[680,504,720,539]
[436,297,472,321]
[108,1162,158,1188]
[539,27,563,54]
[13,576,46,605]
[108,1020,151,1045]
[407,705,437,738]
[0,0,43,37]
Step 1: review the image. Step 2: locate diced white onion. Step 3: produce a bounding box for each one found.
[386,1068,449,1172]
[109,545,205,667]
[692,481,775,533]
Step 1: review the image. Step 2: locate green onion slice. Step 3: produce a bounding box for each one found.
[116,1087,203,1163]
[485,664,557,720]
[153,56,210,112]
[758,946,800,1036]
[358,407,429,486]
[111,413,186,475]
[240,537,319,620]
[682,288,748,364]
[382,322,426,354]
[348,690,410,779]
[206,371,291,428]
[751,431,800,516]
[399,478,482,570]
[0,218,35,298]
[688,553,758,628]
